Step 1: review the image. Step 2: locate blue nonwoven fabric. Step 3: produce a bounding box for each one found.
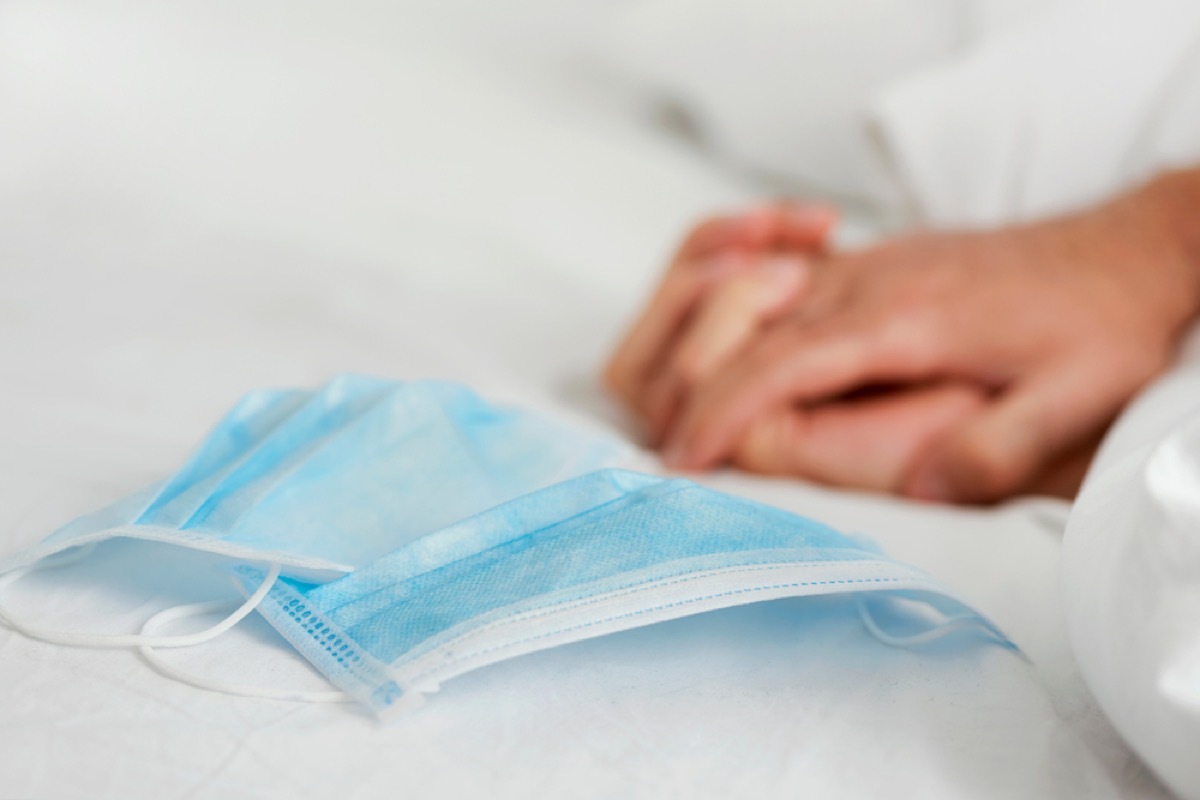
[241,469,1013,717]
[0,375,621,579]
[0,375,1013,719]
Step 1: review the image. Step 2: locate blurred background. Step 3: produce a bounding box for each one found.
[2,5,1199,799]
[4,0,1199,511]
[4,0,1199,462]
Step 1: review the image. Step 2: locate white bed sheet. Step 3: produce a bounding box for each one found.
[0,4,1173,798]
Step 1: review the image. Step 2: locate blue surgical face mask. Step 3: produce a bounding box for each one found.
[0,376,1011,716]
[237,469,1012,717]
[0,374,622,580]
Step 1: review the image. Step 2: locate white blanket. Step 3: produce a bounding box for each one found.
[0,4,1179,798]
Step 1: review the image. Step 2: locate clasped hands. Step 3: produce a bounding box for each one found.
[605,189,1200,504]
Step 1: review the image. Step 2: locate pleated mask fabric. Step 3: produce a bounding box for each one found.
[239,469,1013,718]
[0,374,622,580]
[0,376,1011,717]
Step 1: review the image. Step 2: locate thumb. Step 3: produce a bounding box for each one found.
[902,362,1129,504]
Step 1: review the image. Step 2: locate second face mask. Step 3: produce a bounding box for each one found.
[239,469,1014,718]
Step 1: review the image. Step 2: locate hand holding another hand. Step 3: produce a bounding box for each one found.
[605,172,1200,503]
[604,202,837,444]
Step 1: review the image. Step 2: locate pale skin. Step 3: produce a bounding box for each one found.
[605,168,1200,504]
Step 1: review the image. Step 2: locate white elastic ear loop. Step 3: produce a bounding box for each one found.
[856,595,1010,649]
[0,547,281,649]
[138,601,350,704]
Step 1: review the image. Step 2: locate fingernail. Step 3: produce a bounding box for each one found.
[762,253,808,277]
[707,251,748,278]
[759,254,809,298]
[742,205,781,243]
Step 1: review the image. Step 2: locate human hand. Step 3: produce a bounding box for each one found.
[658,177,1200,503]
[604,202,837,443]
[604,201,996,494]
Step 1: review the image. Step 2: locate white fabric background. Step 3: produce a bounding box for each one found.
[1064,331,1200,800]
[599,0,1200,228]
[0,3,1183,798]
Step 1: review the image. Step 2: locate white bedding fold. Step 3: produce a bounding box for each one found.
[1064,331,1200,800]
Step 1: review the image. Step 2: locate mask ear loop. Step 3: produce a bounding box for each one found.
[0,546,281,649]
[137,601,350,703]
[855,595,1020,652]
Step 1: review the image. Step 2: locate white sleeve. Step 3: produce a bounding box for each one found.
[1063,327,1200,800]
[870,0,1200,228]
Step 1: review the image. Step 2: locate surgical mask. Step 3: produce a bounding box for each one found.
[0,374,621,581]
[0,376,1011,717]
[0,375,621,653]
[234,469,1011,717]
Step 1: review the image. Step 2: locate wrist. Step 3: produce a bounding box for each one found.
[1129,168,1200,321]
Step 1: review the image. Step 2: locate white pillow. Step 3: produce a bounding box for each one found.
[870,0,1200,227]
[597,0,1200,228]
[597,0,965,209]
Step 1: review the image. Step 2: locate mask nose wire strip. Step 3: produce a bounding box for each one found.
[0,554,282,650]
[137,600,350,703]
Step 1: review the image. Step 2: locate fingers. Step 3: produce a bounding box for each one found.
[1020,434,1101,500]
[672,215,764,265]
[687,203,837,257]
[739,202,839,253]
[603,246,746,404]
[662,312,947,469]
[604,202,838,405]
[902,354,1154,503]
[731,383,987,492]
[639,255,810,441]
